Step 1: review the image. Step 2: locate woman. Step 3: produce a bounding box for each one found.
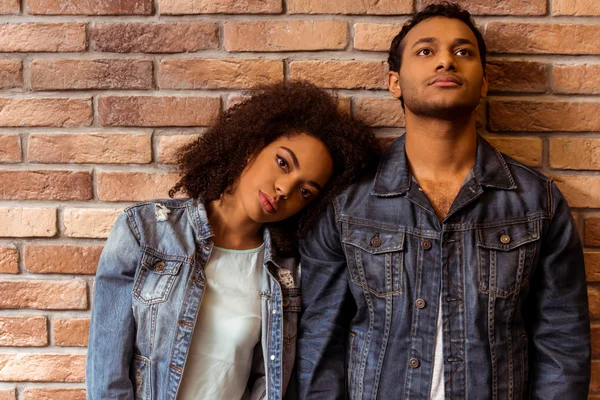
[86,82,380,400]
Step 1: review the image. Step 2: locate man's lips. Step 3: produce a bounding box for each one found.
[429,75,462,86]
[259,191,278,214]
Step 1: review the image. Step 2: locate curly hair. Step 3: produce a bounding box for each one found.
[170,81,381,256]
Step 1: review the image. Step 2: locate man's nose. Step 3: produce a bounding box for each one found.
[436,52,457,71]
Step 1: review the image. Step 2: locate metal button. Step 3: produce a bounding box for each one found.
[272,309,277,315]
[421,240,432,250]
[282,299,289,307]
[409,358,420,369]
[155,261,166,271]
[500,234,511,244]
[370,236,381,247]
[415,299,426,309]
[270,355,276,361]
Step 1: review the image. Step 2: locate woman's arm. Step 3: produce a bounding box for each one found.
[86,211,142,399]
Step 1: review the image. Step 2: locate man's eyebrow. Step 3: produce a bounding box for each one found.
[411,37,437,48]
[453,38,477,48]
[280,146,299,169]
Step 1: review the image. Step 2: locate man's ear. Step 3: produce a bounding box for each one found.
[388,71,402,99]
[480,72,488,98]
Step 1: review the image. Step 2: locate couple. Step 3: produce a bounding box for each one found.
[86,3,590,400]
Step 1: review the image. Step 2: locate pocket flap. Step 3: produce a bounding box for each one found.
[342,222,404,254]
[141,253,182,276]
[282,288,301,312]
[477,220,540,251]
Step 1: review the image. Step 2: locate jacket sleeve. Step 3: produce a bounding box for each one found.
[294,202,353,400]
[86,211,142,399]
[528,182,591,399]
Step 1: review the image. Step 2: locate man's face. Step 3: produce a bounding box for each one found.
[388,17,488,119]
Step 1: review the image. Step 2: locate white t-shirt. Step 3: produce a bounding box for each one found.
[178,244,265,400]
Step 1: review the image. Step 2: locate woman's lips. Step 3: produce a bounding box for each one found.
[259,191,277,214]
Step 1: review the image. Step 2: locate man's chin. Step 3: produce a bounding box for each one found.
[406,100,478,120]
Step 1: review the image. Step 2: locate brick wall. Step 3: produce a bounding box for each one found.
[0,0,598,398]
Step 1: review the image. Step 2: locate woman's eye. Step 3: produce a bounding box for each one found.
[276,155,288,169]
[300,188,313,200]
[416,48,432,56]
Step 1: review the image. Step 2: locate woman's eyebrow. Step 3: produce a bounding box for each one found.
[280,146,300,168]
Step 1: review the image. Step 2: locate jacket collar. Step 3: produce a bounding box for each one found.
[371,134,516,197]
[188,199,281,267]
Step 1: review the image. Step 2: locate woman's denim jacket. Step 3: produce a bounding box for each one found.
[86,199,300,400]
[295,135,590,400]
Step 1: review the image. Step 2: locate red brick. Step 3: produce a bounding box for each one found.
[158,59,283,89]
[0,316,47,346]
[0,170,92,201]
[0,246,18,274]
[28,0,152,15]
[97,172,180,201]
[487,59,547,93]
[24,388,85,400]
[0,0,18,14]
[552,64,600,95]
[553,0,600,16]
[0,98,92,127]
[24,245,102,275]
[0,134,21,163]
[354,23,404,52]
[160,0,281,14]
[489,100,600,132]
[592,359,600,392]
[419,0,545,15]
[98,96,220,127]
[486,23,600,55]
[0,208,57,238]
[63,208,121,238]
[0,60,22,89]
[0,354,85,382]
[586,251,600,282]
[53,318,89,347]
[550,138,600,171]
[353,98,405,127]
[31,59,153,90]
[224,20,347,52]
[0,23,86,52]
[157,134,199,164]
[552,176,600,208]
[0,280,87,310]
[91,22,218,53]
[288,0,411,14]
[589,286,600,320]
[585,216,600,247]
[289,61,387,89]
[485,136,543,167]
[28,133,151,164]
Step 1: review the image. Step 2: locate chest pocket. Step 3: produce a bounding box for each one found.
[133,252,183,305]
[476,219,540,298]
[282,287,301,346]
[342,222,404,297]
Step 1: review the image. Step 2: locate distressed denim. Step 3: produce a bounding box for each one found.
[295,135,590,400]
[86,199,300,400]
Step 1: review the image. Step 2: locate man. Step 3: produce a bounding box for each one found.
[295,3,590,399]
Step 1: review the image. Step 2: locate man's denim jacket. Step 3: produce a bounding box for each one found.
[295,135,590,400]
[86,199,300,399]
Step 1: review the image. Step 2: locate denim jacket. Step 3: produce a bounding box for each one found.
[295,135,590,400]
[86,199,300,400]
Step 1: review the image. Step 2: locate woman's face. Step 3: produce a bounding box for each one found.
[235,133,334,224]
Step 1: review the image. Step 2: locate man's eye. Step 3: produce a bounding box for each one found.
[416,48,432,56]
[455,49,472,56]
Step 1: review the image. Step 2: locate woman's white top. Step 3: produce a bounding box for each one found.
[178,244,265,400]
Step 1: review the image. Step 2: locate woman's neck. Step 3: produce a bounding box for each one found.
[206,195,264,250]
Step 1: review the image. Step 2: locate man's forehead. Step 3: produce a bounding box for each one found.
[403,16,478,47]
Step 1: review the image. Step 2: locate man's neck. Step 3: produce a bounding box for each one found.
[404,111,478,183]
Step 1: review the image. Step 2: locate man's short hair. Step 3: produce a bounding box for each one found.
[387,2,487,73]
